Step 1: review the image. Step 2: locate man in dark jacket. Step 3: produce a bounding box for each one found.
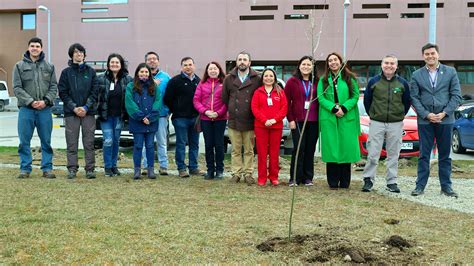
[13,37,58,179]
[58,43,99,179]
[361,55,411,193]
[222,51,261,184]
[164,57,203,178]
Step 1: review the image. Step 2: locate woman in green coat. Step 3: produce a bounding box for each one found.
[317,52,360,189]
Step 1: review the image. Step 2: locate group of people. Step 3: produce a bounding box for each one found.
[13,37,462,197]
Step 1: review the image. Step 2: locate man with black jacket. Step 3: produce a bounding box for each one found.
[164,57,203,178]
[13,37,58,179]
[58,43,99,179]
[361,55,410,193]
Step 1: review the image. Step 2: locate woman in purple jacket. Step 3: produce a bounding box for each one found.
[284,56,319,186]
[193,61,228,180]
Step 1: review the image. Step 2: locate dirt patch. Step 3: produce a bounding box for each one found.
[257,230,421,264]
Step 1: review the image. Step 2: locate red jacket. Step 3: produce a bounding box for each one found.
[251,85,288,129]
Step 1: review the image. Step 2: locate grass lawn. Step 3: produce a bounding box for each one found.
[1,169,473,264]
[1,147,473,263]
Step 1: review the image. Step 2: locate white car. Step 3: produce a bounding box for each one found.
[0,80,10,112]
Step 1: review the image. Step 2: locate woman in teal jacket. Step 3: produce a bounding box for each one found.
[125,63,161,180]
[317,52,360,189]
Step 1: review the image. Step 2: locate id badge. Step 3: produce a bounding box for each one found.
[267,98,273,106]
[109,83,115,91]
[304,101,310,110]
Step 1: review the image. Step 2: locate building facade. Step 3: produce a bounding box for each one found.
[1,0,473,95]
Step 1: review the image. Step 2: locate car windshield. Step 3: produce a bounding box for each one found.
[358,98,417,117]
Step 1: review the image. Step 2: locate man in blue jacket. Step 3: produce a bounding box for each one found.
[142,51,171,176]
[58,43,99,179]
[362,55,411,193]
[410,43,462,197]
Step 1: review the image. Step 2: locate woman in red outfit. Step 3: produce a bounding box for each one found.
[251,68,288,186]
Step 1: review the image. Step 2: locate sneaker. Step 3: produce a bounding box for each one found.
[288,180,298,187]
[190,168,205,176]
[386,183,401,193]
[86,171,96,179]
[215,172,224,180]
[411,188,424,196]
[104,168,114,177]
[230,174,240,183]
[42,171,56,179]
[179,170,190,178]
[304,180,314,186]
[17,172,30,179]
[112,167,121,176]
[271,180,279,186]
[244,174,255,185]
[159,168,168,176]
[361,178,373,192]
[67,171,77,179]
[204,172,214,180]
[441,187,458,198]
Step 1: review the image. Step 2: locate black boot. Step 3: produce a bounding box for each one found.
[148,167,156,179]
[133,167,141,180]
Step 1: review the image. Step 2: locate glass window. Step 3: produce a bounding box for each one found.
[0,83,6,91]
[82,17,128,23]
[22,13,36,30]
[456,65,474,85]
[81,8,109,13]
[82,0,127,4]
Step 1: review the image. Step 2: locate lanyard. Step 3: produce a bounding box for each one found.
[302,80,312,100]
[428,69,439,89]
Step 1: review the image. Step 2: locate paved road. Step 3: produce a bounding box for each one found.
[1,111,474,159]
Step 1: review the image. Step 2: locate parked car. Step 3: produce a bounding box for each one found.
[358,97,420,158]
[0,80,10,112]
[452,100,474,153]
[94,117,176,149]
[51,97,64,117]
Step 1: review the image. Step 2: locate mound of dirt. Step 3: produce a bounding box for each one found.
[257,231,421,264]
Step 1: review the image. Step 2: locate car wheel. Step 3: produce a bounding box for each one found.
[0,101,4,112]
[452,130,466,154]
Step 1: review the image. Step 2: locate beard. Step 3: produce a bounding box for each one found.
[238,64,248,72]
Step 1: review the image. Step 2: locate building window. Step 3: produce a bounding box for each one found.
[470,12,474,17]
[457,65,474,85]
[22,13,36,30]
[353,13,389,19]
[239,15,274,21]
[81,8,109,13]
[82,0,127,4]
[401,13,425,18]
[82,17,128,22]
[293,5,329,10]
[251,5,278,11]
[469,2,474,7]
[362,4,391,9]
[407,3,444,8]
[284,14,309,20]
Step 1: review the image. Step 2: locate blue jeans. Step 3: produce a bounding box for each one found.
[201,119,226,174]
[172,117,200,171]
[133,132,155,168]
[416,123,453,190]
[101,116,122,168]
[142,116,169,169]
[18,107,53,173]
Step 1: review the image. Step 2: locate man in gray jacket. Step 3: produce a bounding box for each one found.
[13,37,58,179]
[410,43,462,198]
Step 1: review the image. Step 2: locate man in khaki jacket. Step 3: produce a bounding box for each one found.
[13,37,58,179]
[222,51,261,184]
